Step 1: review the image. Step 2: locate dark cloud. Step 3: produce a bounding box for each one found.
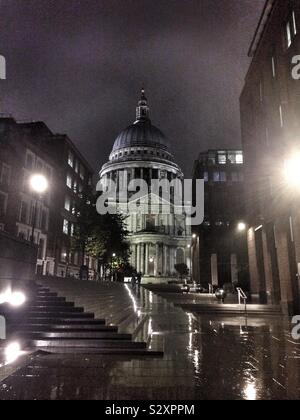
[0,0,264,175]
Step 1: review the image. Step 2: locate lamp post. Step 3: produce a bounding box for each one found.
[29,174,49,244]
[187,244,192,281]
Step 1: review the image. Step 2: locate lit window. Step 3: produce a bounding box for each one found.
[70,223,75,237]
[73,181,78,193]
[65,197,71,212]
[68,151,74,168]
[218,152,227,165]
[236,153,243,164]
[213,172,220,182]
[63,219,69,235]
[80,165,85,180]
[228,153,236,164]
[66,175,72,189]
[75,161,79,174]
[203,172,209,182]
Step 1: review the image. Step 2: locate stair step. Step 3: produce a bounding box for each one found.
[30,339,147,349]
[16,331,131,340]
[36,292,58,298]
[36,288,51,292]
[38,347,164,356]
[27,306,81,312]
[11,312,94,319]
[8,318,105,325]
[9,324,117,332]
[34,298,67,303]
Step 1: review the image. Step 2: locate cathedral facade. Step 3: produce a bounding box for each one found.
[99,91,191,282]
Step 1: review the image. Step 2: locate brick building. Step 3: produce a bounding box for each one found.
[240,0,300,314]
[192,149,248,288]
[0,115,94,278]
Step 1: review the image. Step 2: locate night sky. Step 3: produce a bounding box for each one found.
[0,0,264,176]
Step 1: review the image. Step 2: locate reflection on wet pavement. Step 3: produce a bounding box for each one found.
[0,286,299,400]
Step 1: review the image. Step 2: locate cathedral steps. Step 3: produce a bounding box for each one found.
[6,284,163,357]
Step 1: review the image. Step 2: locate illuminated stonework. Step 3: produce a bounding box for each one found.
[99,90,191,282]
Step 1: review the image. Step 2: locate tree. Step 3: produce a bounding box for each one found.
[174,263,189,281]
[72,192,130,279]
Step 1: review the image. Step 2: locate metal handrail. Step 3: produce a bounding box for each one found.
[236,287,248,313]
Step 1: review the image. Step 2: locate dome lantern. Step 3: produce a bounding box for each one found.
[135,88,150,122]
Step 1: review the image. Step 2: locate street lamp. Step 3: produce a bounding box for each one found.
[237,222,247,232]
[29,174,49,243]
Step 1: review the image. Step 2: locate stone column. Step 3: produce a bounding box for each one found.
[140,243,145,274]
[154,243,160,276]
[163,244,168,275]
[136,244,141,273]
[211,253,218,286]
[145,243,149,275]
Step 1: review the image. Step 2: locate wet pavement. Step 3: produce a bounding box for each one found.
[0,285,300,400]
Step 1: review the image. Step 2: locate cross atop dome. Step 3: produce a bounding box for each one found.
[136,88,150,122]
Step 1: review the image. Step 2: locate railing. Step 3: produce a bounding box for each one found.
[236,287,248,313]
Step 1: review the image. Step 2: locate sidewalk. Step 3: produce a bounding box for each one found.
[0,281,299,400]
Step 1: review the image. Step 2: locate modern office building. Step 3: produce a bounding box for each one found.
[240,0,300,314]
[192,149,247,288]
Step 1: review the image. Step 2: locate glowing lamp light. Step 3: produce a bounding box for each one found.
[0,288,11,304]
[244,383,257,401]
[284,154,300,187]
[4,342,22,364]
[9,292,26,307]
[237,222,246,232]
[192,234,197,239]
[30,174,48,194]
[0,289,26,307]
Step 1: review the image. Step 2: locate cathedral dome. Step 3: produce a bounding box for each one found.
[112,119,170,153]
[112,89,171,154]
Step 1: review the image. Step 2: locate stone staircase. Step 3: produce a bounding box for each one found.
[5,284,163,356]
